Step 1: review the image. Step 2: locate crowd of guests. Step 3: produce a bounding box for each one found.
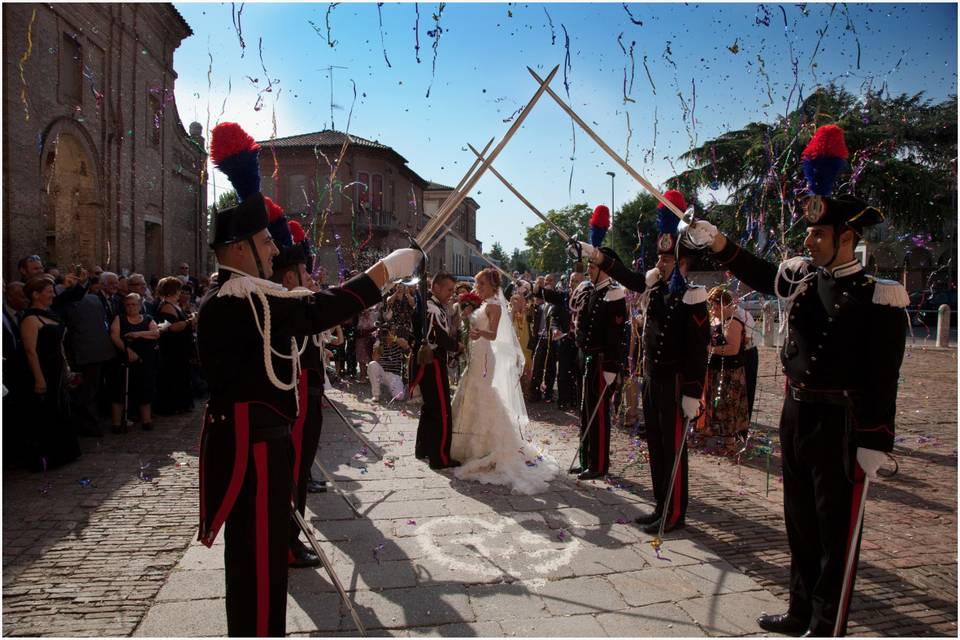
[2,252,765,475]
[3,256,208,473]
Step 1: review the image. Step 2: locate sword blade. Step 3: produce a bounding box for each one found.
[291,507,367,636]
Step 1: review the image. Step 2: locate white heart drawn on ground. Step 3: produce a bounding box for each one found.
[416,515,581,579]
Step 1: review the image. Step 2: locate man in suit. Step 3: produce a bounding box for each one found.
[529,273,558,403]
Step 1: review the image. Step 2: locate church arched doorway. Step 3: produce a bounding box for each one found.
[39,122,103,271]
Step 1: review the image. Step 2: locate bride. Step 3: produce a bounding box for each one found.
[450,268,560,495]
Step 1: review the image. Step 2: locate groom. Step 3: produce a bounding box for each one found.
[412,272,463,469]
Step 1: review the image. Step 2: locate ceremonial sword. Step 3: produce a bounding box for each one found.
[567,373,615,473]
[290,506,366,636]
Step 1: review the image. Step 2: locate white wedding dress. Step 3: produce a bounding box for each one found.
[450,294,560,495]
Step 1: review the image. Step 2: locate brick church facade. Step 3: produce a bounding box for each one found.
[2,3,207,280]
[257,130,481,279]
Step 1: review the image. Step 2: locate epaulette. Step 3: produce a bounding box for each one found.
[603,283,625,302]
[869,277,910,308]
[682,285,707,305]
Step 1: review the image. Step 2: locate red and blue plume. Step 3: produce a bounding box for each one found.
[801,125,849,196]
[288,220,306,244]
[210,122,262,201]
[264,196,293,248]
[656,189,686,235]
[589,205,610,247]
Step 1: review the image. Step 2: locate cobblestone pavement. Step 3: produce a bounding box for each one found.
[604,344,957,637]
[3,346,955,637]
[2,410,202,636]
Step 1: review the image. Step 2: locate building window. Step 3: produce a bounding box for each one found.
[387,180,395,214]
[149,94,162,146]
[288,174,308,212]
[356,172,370,209]
[371,174,383,213]
[61,33,83,105]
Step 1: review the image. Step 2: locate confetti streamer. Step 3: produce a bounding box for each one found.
[425,3,446,99]
[18,8,36,121]
[624,111,633,164]
[376,3,392,68]
[642,54,656,95]
[561,24,575,196]
[231,3,246,57]
[413,3,421,63]
[326,3,340,48]
[622,3,643,26]
[840,3,862,70]
[543,7,556,45]
[808,3,837,78]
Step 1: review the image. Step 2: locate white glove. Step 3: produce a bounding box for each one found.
[602,371,617,386]
[681,395,701,420]
[567,239,598,262]
[856,448,887,481]
[381,248,421,281]
[645,268,661,287]
[678,213,719,249]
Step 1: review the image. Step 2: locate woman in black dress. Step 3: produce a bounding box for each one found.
[110,293,159,432]
[153,277,195,415]
[19,277,81,471]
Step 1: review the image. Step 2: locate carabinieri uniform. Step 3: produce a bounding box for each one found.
[413,294,461,468]
[574,274,627,477]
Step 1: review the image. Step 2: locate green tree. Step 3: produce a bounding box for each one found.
[207,189,238,237]
[606,193,661,270]
[669,86,957,252]
[487,241,509,266]
[510,247,532,273]
[523,204,592,273]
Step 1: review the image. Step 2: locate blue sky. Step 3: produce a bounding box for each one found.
[173,2,958,253]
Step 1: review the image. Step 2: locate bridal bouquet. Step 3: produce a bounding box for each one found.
[457,292,483,363]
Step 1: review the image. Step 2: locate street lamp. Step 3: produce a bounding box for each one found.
[605,171,616,215]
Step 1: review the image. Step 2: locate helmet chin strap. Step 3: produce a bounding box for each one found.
[247,237,266,279]
[823,224,845,271]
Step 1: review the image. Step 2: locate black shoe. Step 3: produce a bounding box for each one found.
[756,613,808,636]
[642,516,685,535]
[111,424,127,434]
[288,546,322,568]
[306,479,328,493]
[634,511,661,526]
[544,397,553,404]
[141,422,153,431]
[577,470,603,480]
[430,459,462,470]
[568,466,583,475]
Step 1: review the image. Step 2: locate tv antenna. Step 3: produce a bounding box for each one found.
[319,65,348,130]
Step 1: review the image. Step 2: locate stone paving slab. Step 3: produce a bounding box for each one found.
[132,383,784,637]
[10,347,952,636]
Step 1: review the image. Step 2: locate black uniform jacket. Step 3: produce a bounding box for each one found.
[197,269,381,546]
[597,252,710,399]
[575,278,628,374]
[714,244,907,452]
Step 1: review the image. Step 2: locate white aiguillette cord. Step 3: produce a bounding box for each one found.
[774,256,816,339]
[217,265,314,410]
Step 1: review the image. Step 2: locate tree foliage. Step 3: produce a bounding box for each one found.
[523,204,592,273]
[510,247,532,274]
[668,86,957,254]
[487,241,509,266]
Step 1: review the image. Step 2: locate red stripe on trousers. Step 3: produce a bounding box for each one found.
[291,371,309,484]
[203,403,250,547]
[669,405,683,527]
[433,360,450,466]
[596,368,606,473]
[408,363,427,398]
[837,465,867,631]
[253,443,269,637]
